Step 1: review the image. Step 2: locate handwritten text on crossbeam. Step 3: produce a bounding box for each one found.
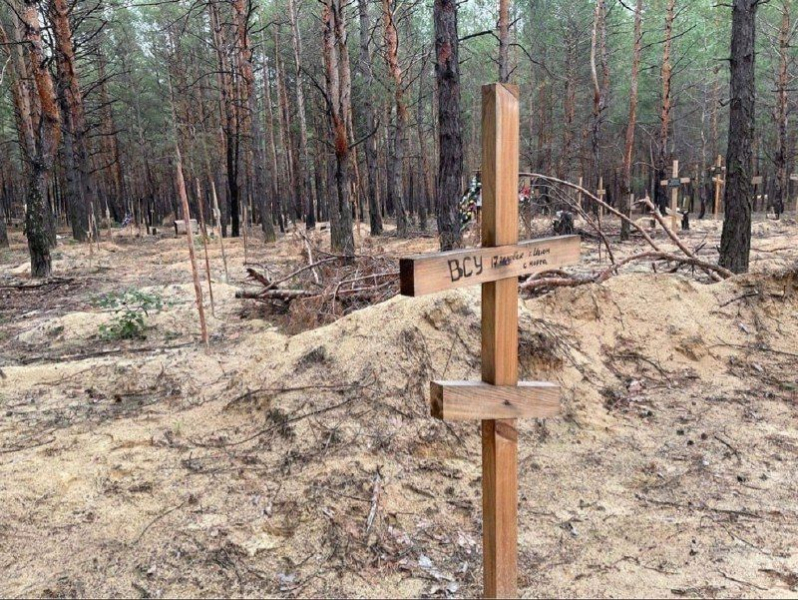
[400,235,580,297]
[447,246,554,282]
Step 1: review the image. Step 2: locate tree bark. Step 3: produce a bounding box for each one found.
[49,0,95,242]
[772,2,790,218]
[498,0,510,83]
[656,0,676,215]
[434,0,464,250]
[719,0,759,273]
[382,0,409,237]
[357,0,383,236]
[13,1,62,277]
[322,0,355,256]
[621,0,643,241]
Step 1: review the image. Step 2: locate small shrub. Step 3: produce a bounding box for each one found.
[94,289,164,341]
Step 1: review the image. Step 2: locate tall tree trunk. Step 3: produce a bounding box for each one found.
[559,21,577,180]
[656,0,676,214]
[590,0,608,205]
[18,0,62,277]
[233,0,259,239]
[719,0,759,273]
[434,0,464,250]
[382,0,409,237]
[262,49,283,235]
[274,33,298,224]
[96,45,125,223]
[209,1,240,237]
[773,2,790,218]
[50,0,95,242]
[498,0,510,83]
[357,0,383,236]
[322,0,355,256]
[621,0,643,241]
[287,0,317,230]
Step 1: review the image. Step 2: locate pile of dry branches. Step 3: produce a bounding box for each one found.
[238,232,399,323]
[520,174,734,293]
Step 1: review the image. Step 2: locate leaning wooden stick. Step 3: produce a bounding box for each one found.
[175,146,208,347]
[195,178,215,317]
[210,180,230,283]
[88,201,95,269]
[242,204,249,265]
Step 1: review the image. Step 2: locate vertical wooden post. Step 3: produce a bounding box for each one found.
[713,155,725,218]
[175,144,209,348]
[670,160,680,231]
[596,177,605,262]
[242,204,249,265]
[481,83,519,599]
[210,180,230,283]
[196,178,216,317]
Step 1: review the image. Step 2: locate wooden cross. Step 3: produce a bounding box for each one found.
[752,174,763,212]
[711,155,726,218]
[596,177,606,205]
[596,177,606,259]
[660,160,691,231]
[399,84,581,598]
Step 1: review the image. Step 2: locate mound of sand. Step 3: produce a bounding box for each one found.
[2,266,797,598]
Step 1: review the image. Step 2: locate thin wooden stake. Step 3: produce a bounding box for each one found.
[88,201,95,269]
[210,180,230,283]
[481,82,519,599]
[175,146,208,347]
[670,160,680,231]
[196,178,215,317]
[242,204,249,265]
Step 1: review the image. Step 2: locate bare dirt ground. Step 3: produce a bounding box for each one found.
[1,214,797,598]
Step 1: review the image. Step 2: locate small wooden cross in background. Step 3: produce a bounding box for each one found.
[596,176,606,209]
[660,160,691,231]
[400,84,581,598]
[596,177,606,259]
[751,174,764,212]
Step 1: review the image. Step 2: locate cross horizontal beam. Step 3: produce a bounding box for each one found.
[400,235,580,297]
[660,177,691,187]
[431,381,561,421]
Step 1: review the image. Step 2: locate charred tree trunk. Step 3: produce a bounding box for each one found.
[719,0,759,273]
[434,0,464,250]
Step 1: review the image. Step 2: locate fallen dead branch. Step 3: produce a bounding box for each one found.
[239,236,400,328]
[523,174,735,289]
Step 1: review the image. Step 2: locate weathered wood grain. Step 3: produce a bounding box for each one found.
[481,82,519,599]
[430,381,561,421]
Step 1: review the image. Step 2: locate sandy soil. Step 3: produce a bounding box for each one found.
[1,214,797,598]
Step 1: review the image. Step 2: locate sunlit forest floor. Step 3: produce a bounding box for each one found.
[1,213,798,598]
